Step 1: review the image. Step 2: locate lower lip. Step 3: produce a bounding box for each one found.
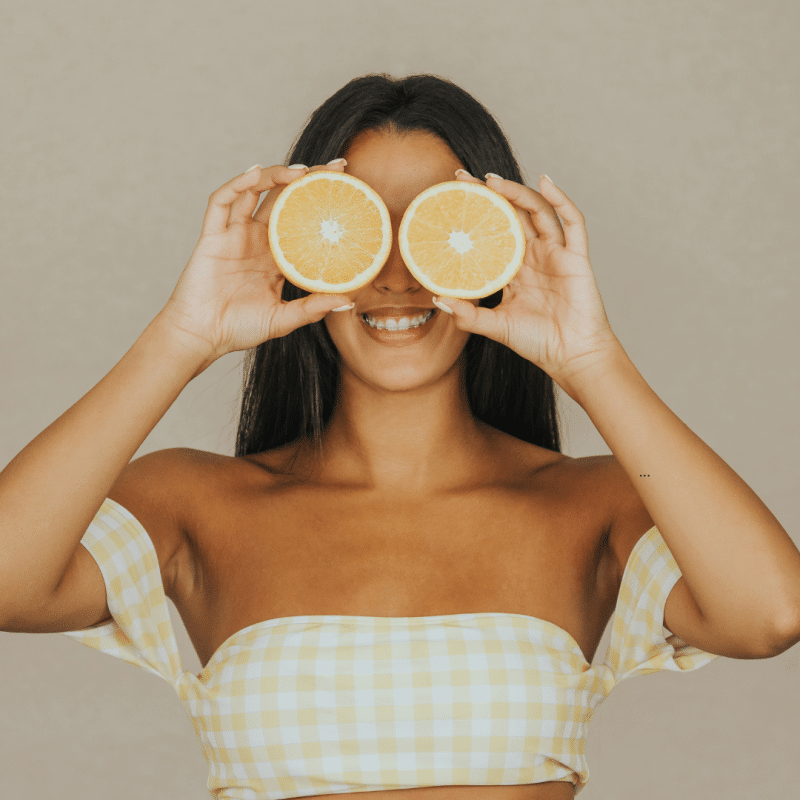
[359,310,440,346]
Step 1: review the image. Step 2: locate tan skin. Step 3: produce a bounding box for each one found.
[102,130,681,800]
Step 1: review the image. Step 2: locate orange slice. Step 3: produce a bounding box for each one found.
[268,170,392,293]
[398,181,526,299]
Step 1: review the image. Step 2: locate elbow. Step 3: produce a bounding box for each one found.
[763,604,800,657]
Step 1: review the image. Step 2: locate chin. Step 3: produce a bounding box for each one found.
[342,357,462,395]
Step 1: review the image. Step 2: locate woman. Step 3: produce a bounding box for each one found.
[1,73,798,799]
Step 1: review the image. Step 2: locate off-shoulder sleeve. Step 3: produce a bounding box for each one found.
[60,498,183,685]
[603,525,719,684]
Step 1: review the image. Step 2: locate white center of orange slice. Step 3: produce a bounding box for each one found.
[448,230,474,254]
[320,218,344,243]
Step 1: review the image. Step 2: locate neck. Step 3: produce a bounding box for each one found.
[313,355,492,494]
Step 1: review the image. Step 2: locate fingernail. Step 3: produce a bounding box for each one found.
[541,174,554,184]
[485,173,503,181]
[287,163,308,170]
[455,168,472,178]
[432,297,454,315]
[331,303,355,312]
[327,158,347,166]
[246,164,262,173]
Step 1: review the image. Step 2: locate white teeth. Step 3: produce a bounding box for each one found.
[363,310,434,330]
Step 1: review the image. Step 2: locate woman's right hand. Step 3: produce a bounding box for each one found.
[158,161,353,372]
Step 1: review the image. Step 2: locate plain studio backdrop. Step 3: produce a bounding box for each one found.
[1,1,798,798]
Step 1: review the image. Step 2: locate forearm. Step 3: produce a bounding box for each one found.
[562,340,800,641]
[0,312,208,614]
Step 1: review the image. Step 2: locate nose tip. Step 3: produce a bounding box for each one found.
[374,237,421,293]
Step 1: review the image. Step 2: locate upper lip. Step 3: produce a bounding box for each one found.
[360,306,434,316]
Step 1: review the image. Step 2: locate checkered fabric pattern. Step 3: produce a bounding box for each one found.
[62,499,718,799]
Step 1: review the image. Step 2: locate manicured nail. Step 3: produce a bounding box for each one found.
[485,173,503,181]
[327,158,347,166]
[455,168,472,178]
[331,303,355,312]
[432,297,454,315]
[287,164,308,170]
[541,174,554,184]
[245,164,262,173]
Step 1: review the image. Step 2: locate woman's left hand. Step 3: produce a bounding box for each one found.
[437,171,622,393]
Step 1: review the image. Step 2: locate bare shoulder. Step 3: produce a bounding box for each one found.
[111,446,296,592]
[511,444,622,504]
[577,455,655,579]
[106,447,233,599]
[487,435,625,543]
[12,448,225,634]
[526,451,655,557]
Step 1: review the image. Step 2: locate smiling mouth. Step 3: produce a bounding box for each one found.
[361,309,437,331]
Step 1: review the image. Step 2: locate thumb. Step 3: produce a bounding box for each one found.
[271,294,354,337]
[433,296,500,340]
[301,294,355,322]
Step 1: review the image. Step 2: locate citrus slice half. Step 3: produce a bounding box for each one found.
[398,181,526,299]
[268,170,392,293]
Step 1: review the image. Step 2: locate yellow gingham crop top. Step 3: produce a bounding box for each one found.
[61,498,718,799]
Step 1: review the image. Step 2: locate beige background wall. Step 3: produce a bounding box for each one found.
[2,1,798,797]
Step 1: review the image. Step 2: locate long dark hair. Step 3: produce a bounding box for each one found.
[236,73,561,462]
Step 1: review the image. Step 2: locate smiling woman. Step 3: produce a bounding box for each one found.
[239,75,560,460]
[320,129,480,397]
[1,73,799,800]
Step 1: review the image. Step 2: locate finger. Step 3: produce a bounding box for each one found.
[454,167,483,184]
[230,160,314,225]
[432,296,504,341]
[485,174,566,247]
[537,175,589,256]
[271,294,354,336]
[310,157,348,172]
[228,179,264,226]
[203,164,308,236]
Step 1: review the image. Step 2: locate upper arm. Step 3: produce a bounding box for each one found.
[104,447,196,603]
[3,448,195,634]
[603,456,711,653]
